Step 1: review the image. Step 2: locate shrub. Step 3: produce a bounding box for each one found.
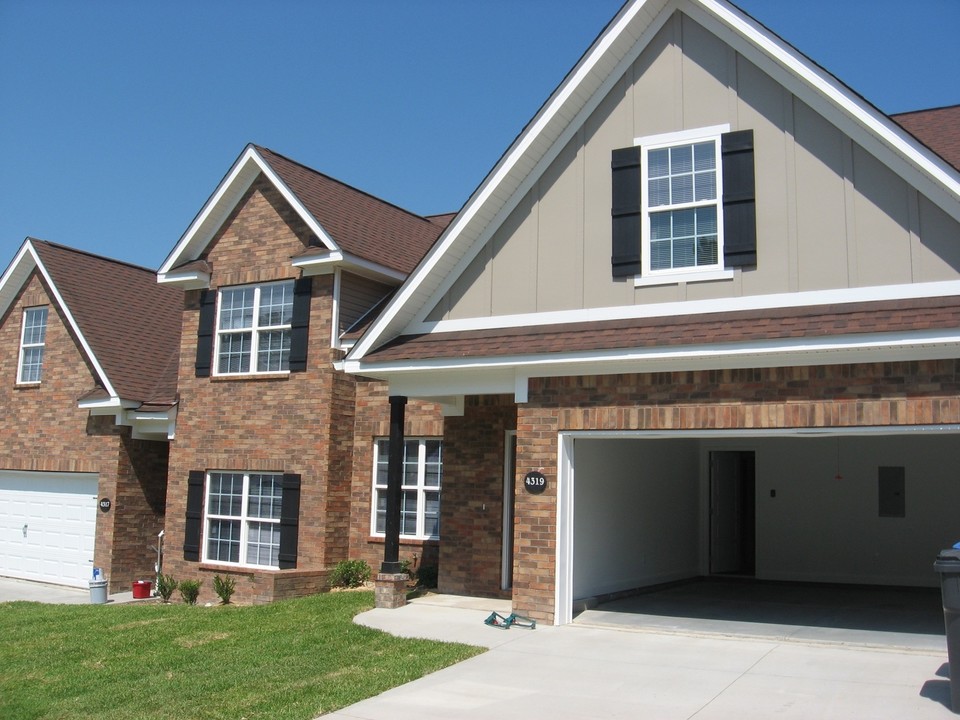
[212,574,236,604]
[156,573,178,602]
[329,559,371,588]
[179,579,202,605]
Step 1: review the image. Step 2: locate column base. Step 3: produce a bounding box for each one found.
[375,573,408,609]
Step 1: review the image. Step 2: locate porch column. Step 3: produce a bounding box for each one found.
[381,394,407,573]
[376,395,408,608]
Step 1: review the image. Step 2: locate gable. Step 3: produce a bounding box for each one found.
[349,0,960,365]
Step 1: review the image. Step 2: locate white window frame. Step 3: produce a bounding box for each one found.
[371,438,442,541]
[17,306,48,384]
[213,280,294,376]
[202,471,283,568]
[636,124,733,287]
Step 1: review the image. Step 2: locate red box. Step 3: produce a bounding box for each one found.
[132,581,152,599]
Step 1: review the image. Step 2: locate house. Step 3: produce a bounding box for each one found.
[0,239,181,592]
[344,0,960,624]
[156,145,449,603]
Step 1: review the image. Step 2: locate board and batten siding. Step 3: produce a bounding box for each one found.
[426,11,960,323]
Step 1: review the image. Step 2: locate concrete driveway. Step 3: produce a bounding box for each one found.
[332,594,957,719]
[0,576,140,604]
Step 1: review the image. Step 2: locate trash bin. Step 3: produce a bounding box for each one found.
[89,579,108,605]
[132,580,152,599]
[934,548,960,713]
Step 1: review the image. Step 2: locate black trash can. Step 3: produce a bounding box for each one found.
[934,548,960,713]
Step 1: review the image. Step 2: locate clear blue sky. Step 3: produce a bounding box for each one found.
[1,0,958,271]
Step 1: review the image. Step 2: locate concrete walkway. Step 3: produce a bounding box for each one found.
[332,594,958,719]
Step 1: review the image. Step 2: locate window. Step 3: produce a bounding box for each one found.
[18,306,48,384]
[372,439,441,540]
[215,281,294,375]
[203,472,283,567]
[645,136,721,273]
[611,127,756,282]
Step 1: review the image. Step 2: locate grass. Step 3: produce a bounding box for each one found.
[0,591,484,720]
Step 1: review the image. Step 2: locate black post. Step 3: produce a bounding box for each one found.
[381,395,407,574]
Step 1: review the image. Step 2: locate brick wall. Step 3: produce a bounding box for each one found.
[0,274,167,591]
[452,361,960,623]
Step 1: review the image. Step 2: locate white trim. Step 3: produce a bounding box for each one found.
[370,438,442,541]
[202,470,284,569]
[156,269,210,289]
[409,279,960,336]
[331,268,342,350]
[213,279,295,377]
[555,434,576,626]
[16,306,47,385]
[635,123,730,148]
[634,268,734,287]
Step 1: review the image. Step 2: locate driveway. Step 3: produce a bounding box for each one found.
[332,593,956,719]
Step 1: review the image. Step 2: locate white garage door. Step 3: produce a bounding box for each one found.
[0,471,98,588]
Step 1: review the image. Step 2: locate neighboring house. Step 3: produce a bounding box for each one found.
[0,239,181,592]
[156,145,448,603]
[345,0,960,624]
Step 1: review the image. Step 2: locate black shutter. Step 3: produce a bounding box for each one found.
[721,130,757,267]
[278,473,301,569]
[611,146,643,277]
[195,290,216,377]
[288,278,312,373]
[184,470,205,562]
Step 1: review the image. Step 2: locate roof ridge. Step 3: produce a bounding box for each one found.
[29,237,160,275]
[253,144,442,228]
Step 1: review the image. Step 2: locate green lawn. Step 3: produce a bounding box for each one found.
[0,591,483,720]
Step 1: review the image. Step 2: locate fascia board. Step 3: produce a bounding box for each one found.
[7,241,119,399]
[156,269,211,289]
[158,146,339,277]
[293,251,406,283]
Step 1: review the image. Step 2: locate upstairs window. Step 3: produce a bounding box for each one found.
[371,438,442,540]
[18,306,48,384]
[215,281,294,375]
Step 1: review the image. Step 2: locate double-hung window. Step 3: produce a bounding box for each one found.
[372,439,441,540]
[18,306,48,384]
[216,281,294,375]
[204,471,282,567]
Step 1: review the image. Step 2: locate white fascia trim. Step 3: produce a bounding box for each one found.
[350,1,665,361]
[78,396,127,412]
[294,251,406,283]
[291,250,344,275]
[347,328,960,379]
[158,146,339,277]
[691,0,960,217]
[156,269,211,289]
[563,425,960,441]
[410,279,960,335]
[331,268,342,349]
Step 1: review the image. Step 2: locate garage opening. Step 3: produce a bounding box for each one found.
[558,428,960,628]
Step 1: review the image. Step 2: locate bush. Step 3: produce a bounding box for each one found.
[179,579,202,605]
[156,573,178,602]
[212,574,236,604]
[329,559,371,588]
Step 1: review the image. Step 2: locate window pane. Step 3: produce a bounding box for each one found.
[694,170,716,202]
[402,440,419,486]
[19,347,44,383]
[23,308,47,344]
[648,177,670,207]
[697,205,717,234]
[256,330,290,372]
[697,236,718,265]
[673,209,695,238]
[650,239,671,270]
[671,174,693,204]
[375,440,389,486]
[693,141,715,171]
[218,332,251,374]
[246,521,280,567]
[218,288,254,330]
[375,491,386,533]
[424,441,442,488]
[258,282,294,327]
[208,473,243,516]
[424,491,440,538]
[648,148,669,178]
[248,475,282,520]
[650,212,671,240]
[670,145,692,174]
[673,237,695,268]
[400,490,418,535]
[207,519,241,563]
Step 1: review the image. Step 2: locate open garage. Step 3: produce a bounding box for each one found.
[560,429,960,623]
[0,471,98,588]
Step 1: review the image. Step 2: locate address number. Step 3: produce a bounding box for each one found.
[523,471,547,495]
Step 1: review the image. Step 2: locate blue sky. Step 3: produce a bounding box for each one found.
[1,0,958,271]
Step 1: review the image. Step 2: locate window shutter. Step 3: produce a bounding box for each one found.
[288,278,312,373]
[611,146,643,277]
[721,130,757,267]
[195,290,216,377]
[278,473,301,569]
[184,470,205,562]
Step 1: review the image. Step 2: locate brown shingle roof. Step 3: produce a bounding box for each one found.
[363,296,960,364]
[892,104,960,172]
[254,146,446,275]
[31,240,182,405]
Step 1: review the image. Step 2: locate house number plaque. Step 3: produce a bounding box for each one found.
[99,498,112,512]
[523,471,547,495]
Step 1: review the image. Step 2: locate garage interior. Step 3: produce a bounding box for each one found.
[568,432,959,645]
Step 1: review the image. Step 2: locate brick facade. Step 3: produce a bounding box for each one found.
[0,274,167,592]
[438,361,960,623]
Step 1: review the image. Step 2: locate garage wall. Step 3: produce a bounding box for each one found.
[574,438,699,599]
[752,434,960,587]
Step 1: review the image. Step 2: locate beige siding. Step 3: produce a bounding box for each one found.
[428,10,960,323]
